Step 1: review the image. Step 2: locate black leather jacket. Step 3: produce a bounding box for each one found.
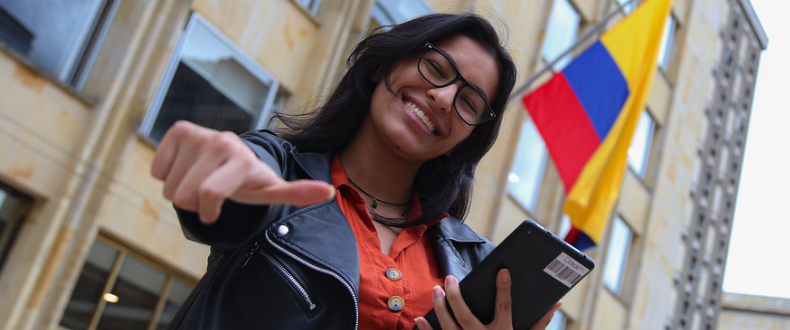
[167,130,496,330]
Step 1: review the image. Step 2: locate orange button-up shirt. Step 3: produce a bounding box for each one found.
[331,156,447,330]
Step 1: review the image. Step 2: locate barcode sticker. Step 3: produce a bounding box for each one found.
[543,252,591,288]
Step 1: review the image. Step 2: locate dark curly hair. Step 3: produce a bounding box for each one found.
[275,13,517,220]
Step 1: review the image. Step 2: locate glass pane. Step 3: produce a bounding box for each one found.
[546,310,567,330]
[155,279,193,329]
[541,0,580,71]
[627,111,655,178]
[297,0,321,13]
[147,18,277,142]
[603,217,632,295]
[149,62,255,141]
[0,188,29,273]
[0,0,105,80]
[96,257,167,330]
[508,120,547,212]
[60,241,119,330]
[371,0,432,25]
[180,22,270,114]
[657,15,676,70]
[559,214,572,238]
[616,0,635,14]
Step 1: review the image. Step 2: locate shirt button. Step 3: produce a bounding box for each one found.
[276,225,290,237]
[387,296,405,312]
[385,268,403,281]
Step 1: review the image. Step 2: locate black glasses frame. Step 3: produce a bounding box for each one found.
[417,43,496,126]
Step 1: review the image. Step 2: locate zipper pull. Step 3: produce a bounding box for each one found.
[240,241,260,268]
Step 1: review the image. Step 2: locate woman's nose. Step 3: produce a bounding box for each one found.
[427,83,459,113]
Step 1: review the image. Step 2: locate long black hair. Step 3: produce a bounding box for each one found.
[275,13,517,220]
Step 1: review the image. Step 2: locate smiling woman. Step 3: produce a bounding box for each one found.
[150,13,561,330]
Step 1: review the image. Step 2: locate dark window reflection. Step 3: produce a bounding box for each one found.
[60,241,118,330]
[96,258,166,330]
[149,62,253,142]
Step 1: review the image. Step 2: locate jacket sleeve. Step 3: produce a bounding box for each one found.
[175,130,290,249]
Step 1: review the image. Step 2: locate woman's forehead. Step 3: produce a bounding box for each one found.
[433,35,499,98]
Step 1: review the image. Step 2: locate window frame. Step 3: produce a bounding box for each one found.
[602,216,633,296]
[627,110,657,179]
[0,0,119,88]
[657,13,677,72]
[370,0,433,26]
[616,0,636,14]
[138,13,282,144]
[0,183,33,274]
[295,0,322,15]
[59,235,197,330]
[507,119,548,213]
[541,0,581,71]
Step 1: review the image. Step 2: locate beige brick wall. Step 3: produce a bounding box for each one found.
[719,293,790,330]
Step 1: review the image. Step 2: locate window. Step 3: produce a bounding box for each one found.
[369,0,433,31]
[657,14,677,71]
[627,110,655,178]
[296,0,321,14]
[508,120,548,212]
[0,0,118,88]
[603,216,632,295]
[140,14,284,143]
[60,238,194,330]
[616,0,636,14]
[541,0,580,71]
[0,183,32,273]
[559,214,572,238]
[546,310,568,330]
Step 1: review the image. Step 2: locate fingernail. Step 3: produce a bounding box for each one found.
[446,275,458,287]
[328,186,336,200]
[414,317,425,330]
[500,269,511,283]
[433,285,445,299]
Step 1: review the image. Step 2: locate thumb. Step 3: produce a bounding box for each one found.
[233,179,336,207]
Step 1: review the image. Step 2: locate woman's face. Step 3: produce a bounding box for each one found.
[366,34,499,163]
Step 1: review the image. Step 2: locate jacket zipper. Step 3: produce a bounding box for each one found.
[241,241,317,311]
[265,230,359,330]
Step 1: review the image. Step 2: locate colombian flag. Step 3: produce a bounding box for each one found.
[522,0,672,250]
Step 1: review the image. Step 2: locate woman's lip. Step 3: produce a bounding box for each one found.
[403,96,441,135]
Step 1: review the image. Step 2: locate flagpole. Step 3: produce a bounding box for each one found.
[508,0,637,101]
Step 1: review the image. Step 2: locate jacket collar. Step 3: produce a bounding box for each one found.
[291,148,486,244]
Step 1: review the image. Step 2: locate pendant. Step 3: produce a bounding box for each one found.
[372,199,378,208]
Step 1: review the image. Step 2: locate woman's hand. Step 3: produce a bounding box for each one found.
[151,121,335,224]
[414,269,562,330]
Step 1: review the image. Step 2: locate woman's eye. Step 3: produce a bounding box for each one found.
[428,61,446,79]
[459,96,479,117]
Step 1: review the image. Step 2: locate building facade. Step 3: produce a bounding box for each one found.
[0,0,766,329]
[718,293,790,330]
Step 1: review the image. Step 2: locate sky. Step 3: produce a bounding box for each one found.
[721,0,790,299]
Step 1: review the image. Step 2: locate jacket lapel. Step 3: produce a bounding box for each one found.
[269,150,361,292]
[429,217,491,280]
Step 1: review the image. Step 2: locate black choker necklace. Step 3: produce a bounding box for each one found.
[346,178,411,209]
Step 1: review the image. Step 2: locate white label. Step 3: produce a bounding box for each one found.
[543,252,591,288]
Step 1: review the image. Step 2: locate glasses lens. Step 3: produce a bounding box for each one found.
[455,85,489,124]
[419,47,493,125]
[419,49,454,86]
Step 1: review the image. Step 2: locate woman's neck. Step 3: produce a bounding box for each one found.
[339,130,421,205]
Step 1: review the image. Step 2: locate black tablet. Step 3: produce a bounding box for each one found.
[419,220,595,330]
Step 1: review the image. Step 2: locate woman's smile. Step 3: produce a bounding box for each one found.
[404,98,439,135]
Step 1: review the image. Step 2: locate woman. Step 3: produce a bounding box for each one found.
[152,13,560,330]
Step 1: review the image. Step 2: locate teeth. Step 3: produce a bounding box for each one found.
[405,101,436,133]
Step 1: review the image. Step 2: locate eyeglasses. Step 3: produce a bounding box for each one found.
[417,43,496,126]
